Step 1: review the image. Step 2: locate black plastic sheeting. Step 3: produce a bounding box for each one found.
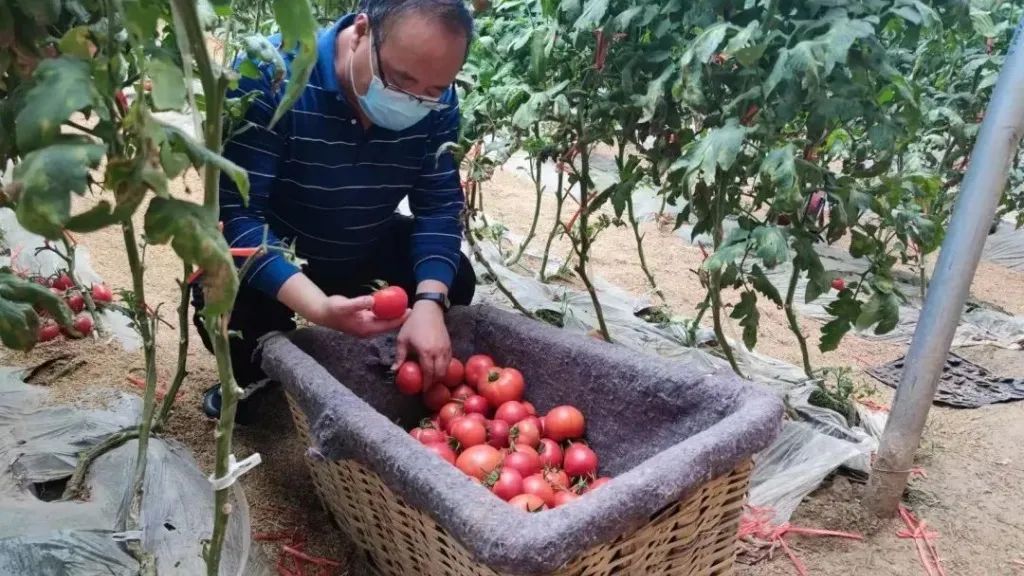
[0,367,258,576]
[868,353,1024,408]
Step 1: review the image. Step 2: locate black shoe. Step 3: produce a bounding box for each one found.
[202,383,257,425]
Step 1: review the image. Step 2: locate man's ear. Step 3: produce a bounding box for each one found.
[351,13,370,52]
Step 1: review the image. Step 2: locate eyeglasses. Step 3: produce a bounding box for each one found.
[369,24,451,111]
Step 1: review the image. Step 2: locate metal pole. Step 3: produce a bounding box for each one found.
[864,17,1024,517]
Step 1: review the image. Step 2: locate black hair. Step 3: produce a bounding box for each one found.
[358,0,474,54]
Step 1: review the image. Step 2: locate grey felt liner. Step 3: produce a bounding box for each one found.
[260,304,784,575]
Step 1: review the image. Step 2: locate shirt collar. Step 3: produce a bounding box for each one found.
[316,13,356,94]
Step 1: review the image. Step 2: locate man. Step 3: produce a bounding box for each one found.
[192,0,477,420]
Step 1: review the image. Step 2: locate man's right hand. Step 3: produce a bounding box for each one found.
[277,273,407,337]
[311,294,408,337]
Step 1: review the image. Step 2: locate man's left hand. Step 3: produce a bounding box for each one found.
[394,299,450,388]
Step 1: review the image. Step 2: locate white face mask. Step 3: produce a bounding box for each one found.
[349,34,441,131]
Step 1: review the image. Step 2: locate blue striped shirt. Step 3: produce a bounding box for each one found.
[219,14,464,298]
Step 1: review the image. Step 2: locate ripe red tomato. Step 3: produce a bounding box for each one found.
[463,395,489,415]
[67,293,85,314]
[544,406,585,442]
[456,445,503,480]
[423,385,452,412]
[451,384,475,400]
[478,367,525,407]
[503,446,541,477]
[437,402,464,431]
[543,468,569,490]
[553,490,579,507]
[52,273,74,291]
[91,282,113,303]
[537,439,563,469]
[508,493,547,512]
[372,285,408,320]
[70,314,94,337]
[588,477,612,491]
[424,441,457,466]
[512,418,541,448]
[563,444,598,478]
[443,358,465,388]
[831,277,846,291]
[494,401,529,425]
[450,417,487,448]
[464,412,487,423]
[490,468,523,501]
[37,322,60,343]
[522,474,556,507]
[396,361,424,395]
[463,354,494,386]
[410,427,446,445]
[522,401,537,416]
[485,419,510,449]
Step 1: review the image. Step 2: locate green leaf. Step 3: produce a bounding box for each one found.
[970,9,998,37]
[669,119,749,186]
[59,26,94,58]
[144,198,238,315]
[764,18,874,96]
[760,145,800,212]
[65,200,119,233]
[149,57,187,111]
[750,265,783,306]
[723,21,765,66]
[12,140,105,239]
[573,0,609,31]
[751,226,788,269]
[613,6,643,30]
[820,290,861,352]
[162,122,250,203]
[855,291,900,334]
[270,0,319,128]
[729,290,760,350]
[703,228,749,272]
[16,57,100,152]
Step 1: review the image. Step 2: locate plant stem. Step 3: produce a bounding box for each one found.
[464,211,537,319]
[687,292,711,345]
[507,124,544,267]
[62,426,141,500]
[626,193,666,304]
[206,314,240,576]
[61,237,105,337]
[154,262,193,430]
[121,220,158,573]
[574,113,611,342]
[539,168,566,282]
[918,252,927,302]
[709,180,742,375]
[785,264,814,379]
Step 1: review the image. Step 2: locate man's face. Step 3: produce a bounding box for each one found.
[348,12,465,101]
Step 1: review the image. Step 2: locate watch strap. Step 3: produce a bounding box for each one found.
[414,291,450,311]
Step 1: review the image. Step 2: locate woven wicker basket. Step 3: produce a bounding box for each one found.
[286,392,752,576]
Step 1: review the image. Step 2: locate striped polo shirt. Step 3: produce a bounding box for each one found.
[219,14,465,298]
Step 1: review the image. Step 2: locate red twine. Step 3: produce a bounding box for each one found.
[739,505,864,576]
[897,505,947,576]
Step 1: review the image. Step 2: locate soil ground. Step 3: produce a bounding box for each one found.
[3,152,1024,575]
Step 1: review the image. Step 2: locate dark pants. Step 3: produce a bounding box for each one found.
[192,215,476,388]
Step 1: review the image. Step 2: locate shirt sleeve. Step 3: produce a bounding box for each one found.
[408,90,466,289]
[219,57,301,298]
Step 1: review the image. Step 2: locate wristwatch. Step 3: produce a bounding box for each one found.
[414,291,451,312]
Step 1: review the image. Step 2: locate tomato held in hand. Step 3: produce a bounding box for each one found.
[463,354,494,386]
[478,367,525,407]
[544,406,585,442]
[395,361,423,395]
[443,358,465,388]
[456,445,503,480]
[372,285,408,320]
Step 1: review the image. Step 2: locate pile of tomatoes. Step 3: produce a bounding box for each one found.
[396,353,611,512]
[27,271,113,342]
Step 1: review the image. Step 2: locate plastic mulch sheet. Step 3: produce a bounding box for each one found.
[868,352,1024,408]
